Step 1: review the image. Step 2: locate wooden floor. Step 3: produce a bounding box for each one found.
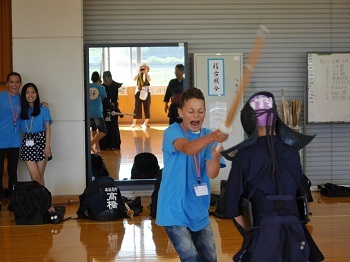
[100,124,166,181]
[1,124,350,261]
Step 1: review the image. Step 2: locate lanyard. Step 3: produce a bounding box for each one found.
[8,92,20,133]
[181,123,202,184]
[25,116,34,134]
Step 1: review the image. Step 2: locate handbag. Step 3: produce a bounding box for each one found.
[139,88,148,100]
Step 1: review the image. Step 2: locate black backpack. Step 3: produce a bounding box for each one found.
[11,181,52,225]
[320,183,350,197]
[77,176,127,221]
[91,154,109,180]
[212,180,232,219]
[148,169,162,218]
[131,152,159,179]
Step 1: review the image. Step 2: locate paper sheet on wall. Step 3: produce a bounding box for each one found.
[209,102,227,129]
[150,86,166,95]
[118,86,128,96]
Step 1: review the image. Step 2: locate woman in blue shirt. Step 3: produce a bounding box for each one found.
[0,72,23,209]
[20,83,53,186]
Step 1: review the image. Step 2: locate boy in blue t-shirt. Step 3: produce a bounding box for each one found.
[89,71,107,154]
[156,87,229,261]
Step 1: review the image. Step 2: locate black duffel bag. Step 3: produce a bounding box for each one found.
[11,181,52,225]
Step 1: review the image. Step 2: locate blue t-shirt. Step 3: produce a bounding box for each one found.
[0,91,22,148]
[20,105,53,134]
[156,123,226,231]
[89,83,107,118]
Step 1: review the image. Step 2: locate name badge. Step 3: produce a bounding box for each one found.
[26,140,34,147]
[194,183,209,197]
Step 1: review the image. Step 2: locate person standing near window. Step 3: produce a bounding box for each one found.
[164,64,185,125]
[132,63,151,129]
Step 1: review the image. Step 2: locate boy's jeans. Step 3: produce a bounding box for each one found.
[164,224,217,262]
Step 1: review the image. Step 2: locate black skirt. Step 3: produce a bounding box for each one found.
[20,131,52,162]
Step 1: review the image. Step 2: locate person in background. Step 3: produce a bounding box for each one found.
[19,83,53,186]
[0,72,23,210]
[100,71,123,150]
[132,63,151,129]
[223,91,323,262]
[164,64,185,125]
[156,87,229,261]
[90,71,107,154]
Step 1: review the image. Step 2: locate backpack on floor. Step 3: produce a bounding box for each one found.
[212,180,232,219]
[320,183,350,197]
[91,154,109,180]
[148,169,162,218]
[11,181,52,225]
[77,176,127,221]
[131,152,160,179]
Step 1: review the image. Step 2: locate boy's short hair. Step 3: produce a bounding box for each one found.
[180,87,205,108]
[175,64,185,71]
[91,71,100,82]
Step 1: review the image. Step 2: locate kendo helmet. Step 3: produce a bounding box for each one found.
[241,91,277,136]
[221,91,316,161]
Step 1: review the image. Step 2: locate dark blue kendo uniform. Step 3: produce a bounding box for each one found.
[226,136,311,262]
[164,78,183,124]
[100,81,123,150]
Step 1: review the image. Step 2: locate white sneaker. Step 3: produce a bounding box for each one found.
[141,123,147,129]
[131,124,135,128]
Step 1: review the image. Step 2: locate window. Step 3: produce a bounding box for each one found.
[88,45,186,86]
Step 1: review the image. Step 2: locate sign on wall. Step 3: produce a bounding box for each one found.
[208,58,225,96]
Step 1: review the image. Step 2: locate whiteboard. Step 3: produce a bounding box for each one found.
[193,53,244,192]
[307,53,350,123]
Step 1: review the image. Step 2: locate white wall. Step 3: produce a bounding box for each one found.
[12,0,85,195]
